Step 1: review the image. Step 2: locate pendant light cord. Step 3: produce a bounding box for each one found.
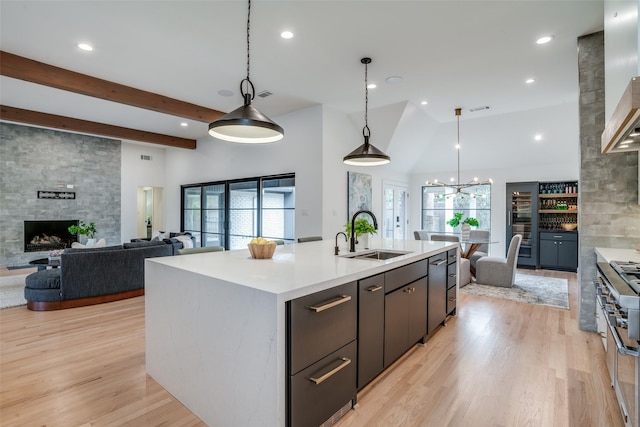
[363,59,370,138]
[456,108,461,185]
[241,0,255,102]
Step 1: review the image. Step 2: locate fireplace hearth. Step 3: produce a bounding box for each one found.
[24,220,78,252]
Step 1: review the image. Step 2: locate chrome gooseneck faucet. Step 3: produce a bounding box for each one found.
[349,210,378,252]
[335,232,348,255]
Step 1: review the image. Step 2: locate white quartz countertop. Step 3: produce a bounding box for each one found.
[595,247,640,264]
[147,238,457,300]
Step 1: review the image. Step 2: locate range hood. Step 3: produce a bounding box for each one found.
[602,76,640,153]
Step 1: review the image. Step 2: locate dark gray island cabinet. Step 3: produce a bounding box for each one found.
[286,248,457,426]
[146,238,458,427]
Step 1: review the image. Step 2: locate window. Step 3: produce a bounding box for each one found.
[182,174,295,250]
[421,184,491,234]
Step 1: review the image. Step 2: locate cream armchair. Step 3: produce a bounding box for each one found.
[475,234,522,287]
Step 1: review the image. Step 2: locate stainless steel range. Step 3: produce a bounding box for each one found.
[596,260,640,427]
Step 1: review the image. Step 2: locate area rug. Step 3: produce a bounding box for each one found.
[0,274,28,309]
[460,273,569,309]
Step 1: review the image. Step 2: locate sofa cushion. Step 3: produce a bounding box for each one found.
[123,240,167,249]
[25,269,61,289]
[65,245,123,254]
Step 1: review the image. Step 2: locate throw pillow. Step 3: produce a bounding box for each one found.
[70,238,106,249]
[151,231,170,241]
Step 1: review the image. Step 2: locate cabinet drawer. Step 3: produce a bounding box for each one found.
[447,249,458,264]
[384,259,428,293]
[289,340,356,427]
[540,231,578,242]
[358,274,384,389]
[288,282,357,375]
[447,286,457,314]
[447,263,457,289]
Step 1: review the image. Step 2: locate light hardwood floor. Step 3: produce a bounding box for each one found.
[0,269,624,426]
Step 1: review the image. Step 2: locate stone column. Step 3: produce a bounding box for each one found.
[578,31,640,331]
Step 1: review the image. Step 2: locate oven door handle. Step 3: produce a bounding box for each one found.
[609,321,640,358]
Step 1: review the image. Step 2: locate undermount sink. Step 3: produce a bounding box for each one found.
[341,249,411,261]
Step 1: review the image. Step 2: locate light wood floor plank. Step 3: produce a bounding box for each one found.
[0,269,624,426]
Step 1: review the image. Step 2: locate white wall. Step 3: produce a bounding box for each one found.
[121,102,579,252]
[161,105,323,240]
[322,106,411,241]
[604,0,639,121]
[121,143,167,242]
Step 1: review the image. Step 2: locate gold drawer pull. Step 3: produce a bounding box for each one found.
[430,258,447,266]
[367,285,383,293]
[449,274,457,278]
[308,295,351,312]
[309,357,351,385]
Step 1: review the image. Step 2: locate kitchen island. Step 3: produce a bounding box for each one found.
[145,238,458,427]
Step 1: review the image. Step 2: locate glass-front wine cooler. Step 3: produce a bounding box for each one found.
[506,182,538,268]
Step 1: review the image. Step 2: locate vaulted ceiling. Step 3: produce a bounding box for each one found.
[0,1,604,172]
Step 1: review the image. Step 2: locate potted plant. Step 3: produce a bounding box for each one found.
[68,221,98,246]
[446,213,479,240]
[344,218,377,249]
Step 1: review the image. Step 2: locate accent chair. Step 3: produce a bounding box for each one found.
[297,236,322,243]
[475,234,522,288]
[178,246,224,255]
[468,229,490,269]
[413,230,430,240]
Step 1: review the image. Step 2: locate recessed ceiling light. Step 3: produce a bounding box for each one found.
[526,78,536,84]
[217,89,234,97]
[534,134,542,141]
[421,101,428,105]
[385,76,403,85]
[367,83,377,89]
[180,122,188,127]
[280,31,293,39]
[77,43,93,51]
[536,35,554,45]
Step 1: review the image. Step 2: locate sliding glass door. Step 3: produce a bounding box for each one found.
[182,174,295,250]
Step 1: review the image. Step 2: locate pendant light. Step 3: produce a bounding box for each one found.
[208,0,284,143]
[343,58,390,166]
[425,108,492,196]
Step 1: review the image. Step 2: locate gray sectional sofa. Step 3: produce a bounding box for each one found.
[24,237,190,311]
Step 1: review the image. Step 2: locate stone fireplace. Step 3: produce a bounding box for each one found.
[24,220,78,252]
[0,123,121,267]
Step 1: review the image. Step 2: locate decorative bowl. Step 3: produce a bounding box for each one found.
[248,243,276,259]
[561,223,578,231]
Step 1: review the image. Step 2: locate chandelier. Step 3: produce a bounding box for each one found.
[425,108,491,196]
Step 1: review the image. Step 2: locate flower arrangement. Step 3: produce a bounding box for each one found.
[344,218,377,237]
[446,213,479,228]
[68,221,97,239]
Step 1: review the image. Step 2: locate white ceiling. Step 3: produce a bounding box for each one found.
[0,0,604,173]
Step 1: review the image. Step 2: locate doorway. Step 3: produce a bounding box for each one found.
[383,182,408,240]
[137,187,164,238]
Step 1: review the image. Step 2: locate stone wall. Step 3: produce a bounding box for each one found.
[578,31,640,331]
[0,123,121,267]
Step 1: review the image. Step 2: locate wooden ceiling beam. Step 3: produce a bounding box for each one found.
[0,105,197,149]
[0,51,225,122]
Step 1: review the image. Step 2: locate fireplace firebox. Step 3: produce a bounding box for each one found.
[24,220,78,252]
